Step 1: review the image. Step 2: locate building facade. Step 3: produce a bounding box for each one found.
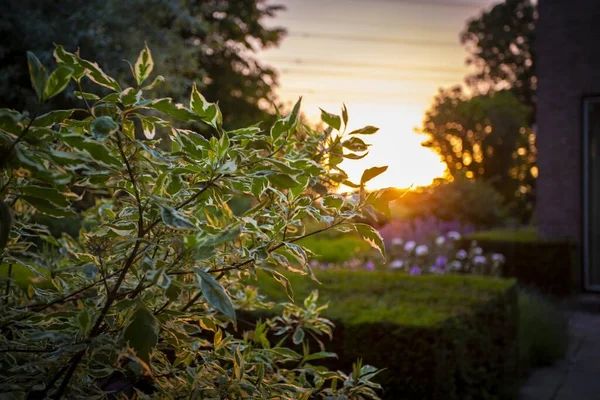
[537,0,600,291]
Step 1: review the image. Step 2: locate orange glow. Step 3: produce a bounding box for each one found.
[259,0,498,190]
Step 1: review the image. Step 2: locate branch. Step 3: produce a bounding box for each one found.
[1,105,41,162]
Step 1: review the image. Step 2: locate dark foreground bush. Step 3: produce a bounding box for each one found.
[245,270,519,400]
[462,230,577,295]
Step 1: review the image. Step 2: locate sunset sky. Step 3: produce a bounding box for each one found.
[259,0,498,189]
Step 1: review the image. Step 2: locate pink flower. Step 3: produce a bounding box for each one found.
[365,261,375,271]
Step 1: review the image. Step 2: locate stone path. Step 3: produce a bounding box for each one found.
[519,296,600,400]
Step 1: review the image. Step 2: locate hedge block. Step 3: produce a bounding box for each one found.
[246,270,519,399]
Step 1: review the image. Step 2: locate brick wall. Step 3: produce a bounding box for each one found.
[537,0,600,242]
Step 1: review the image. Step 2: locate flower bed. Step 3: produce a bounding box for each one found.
[245,270,519,400]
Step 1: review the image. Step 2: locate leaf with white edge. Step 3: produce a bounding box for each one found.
[141,118,155,139]
[349,126,379,135]
[53,45,85,80]
[142,75,165,91]
[77,57,122,92]
[20,196,77,218]
[322,194,344,210]
[134,43,154,86]
[216,160,237,174]
[292,327,305,345]
[360,166,388,185]
[195,269,236,324]
[354,223,386,259]
[19,186,72,207]
[319,108,341,131]
[270,97,301,141]
[190,83,222,129]
[91,116,118,140]
[124,301,159,363]
[44,66,73,100]
[27,52,47,102]
[159,205,198,230]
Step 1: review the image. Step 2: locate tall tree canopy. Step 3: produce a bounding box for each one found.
[460,0,537,112]
[0,0,284,128]
[419,88,536,216]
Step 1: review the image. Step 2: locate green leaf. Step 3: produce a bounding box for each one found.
[60,134,121,167]
[77,57,122,92]
[342,103,349,129]
[319,108,341,131]
[32,110,73,128]
[44,66,73,100]
[0,201,13,254]
[148,98,199,122]
[267,174,300,190]
[134,43,154,86]
[190,83,222,129]
[354,223,386,259]
[342,137,369,152]
[349,126,379,135]
[360,166,388,185]
[270,97,301,142]
[159,205,197,230]
[322,195,344,210]
[124,301,159,364]
[303,352,338,363]
[195,269,237,324]
[27,52,48,102]
[19,186,71,208]
[91,116,118,140]
[78,309,90,334]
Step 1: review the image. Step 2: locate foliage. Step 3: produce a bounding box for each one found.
[518,289,568,373]
[459,234,577,296]
[396,176,510,228]
[0,46,397,398]
[419,89,536,219]
[0,0,285,129]
[461,0,537,113]
[250,270,519,399]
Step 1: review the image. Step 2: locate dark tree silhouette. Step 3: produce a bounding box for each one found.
[460,0,537,115]
[0,0,285,129]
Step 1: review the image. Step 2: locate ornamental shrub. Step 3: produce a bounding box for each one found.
[0,46,396,398]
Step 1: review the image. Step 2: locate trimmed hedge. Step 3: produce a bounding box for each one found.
[461,230,578,296]
[245,270,519,399]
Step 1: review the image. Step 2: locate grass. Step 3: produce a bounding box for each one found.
[296,233,371,263]
[466,228,540,243]
[518,289,569,371]
[253,269,515,327]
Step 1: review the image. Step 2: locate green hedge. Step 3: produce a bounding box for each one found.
[246,270,519,399]
[461,230,578,296]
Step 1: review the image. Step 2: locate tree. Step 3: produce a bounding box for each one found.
[0,0,284,129]
[0,47,392,398]
[418,88,537,218]
[460,0,537,113]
